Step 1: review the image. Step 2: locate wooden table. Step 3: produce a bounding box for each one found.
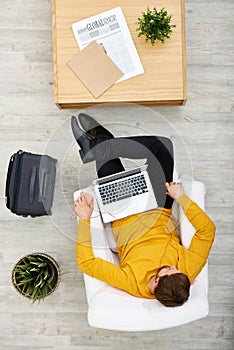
[52,0,186,109]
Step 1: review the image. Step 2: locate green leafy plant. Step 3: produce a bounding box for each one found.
[136,7,176,45]
[12,253,60,303]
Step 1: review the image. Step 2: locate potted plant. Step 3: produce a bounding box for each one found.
[136,7,176,46]
[12,252,60,303]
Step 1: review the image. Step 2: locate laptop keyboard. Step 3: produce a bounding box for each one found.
[98,174,149,205]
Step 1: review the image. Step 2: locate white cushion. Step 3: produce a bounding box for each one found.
[74,178,209,331]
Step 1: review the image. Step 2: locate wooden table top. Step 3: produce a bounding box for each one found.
[52,0,186,109]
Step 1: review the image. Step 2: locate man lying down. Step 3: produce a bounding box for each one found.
[72,113,216,307]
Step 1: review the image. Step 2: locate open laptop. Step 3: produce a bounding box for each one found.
[92,165,157,223]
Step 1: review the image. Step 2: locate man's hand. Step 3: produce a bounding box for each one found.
[74,192,93,220]
[165,182,184,201]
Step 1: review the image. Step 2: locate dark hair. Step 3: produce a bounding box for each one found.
[154,273,190,307]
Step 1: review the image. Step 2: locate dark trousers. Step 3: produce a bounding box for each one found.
[94,136,174,209]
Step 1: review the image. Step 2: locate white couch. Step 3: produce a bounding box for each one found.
[74,179,209,331]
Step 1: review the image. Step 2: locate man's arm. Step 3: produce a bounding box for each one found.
[166,182,216,258]
[74,193,135,293]
[77,220,133,289]
[177,194,216,258]
[166,182,216,281]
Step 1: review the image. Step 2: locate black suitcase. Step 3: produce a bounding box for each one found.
[5,150,57,217]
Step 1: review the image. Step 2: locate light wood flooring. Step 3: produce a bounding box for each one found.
[0,0,233,349]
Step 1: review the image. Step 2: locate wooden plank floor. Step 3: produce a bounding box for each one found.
[0,0,233,349]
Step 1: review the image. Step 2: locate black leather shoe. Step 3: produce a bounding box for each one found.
[71,116,96,164]
[78,113,114,139]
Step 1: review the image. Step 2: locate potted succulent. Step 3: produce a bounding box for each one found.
[12,253,60,303]
[136,7,176,45]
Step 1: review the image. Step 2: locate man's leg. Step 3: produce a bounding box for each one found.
[94,136,174,208]
[97,158,125,178]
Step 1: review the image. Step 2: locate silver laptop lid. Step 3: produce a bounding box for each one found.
[92,165,157,223]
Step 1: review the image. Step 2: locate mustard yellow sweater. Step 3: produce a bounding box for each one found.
[76,194,215,299]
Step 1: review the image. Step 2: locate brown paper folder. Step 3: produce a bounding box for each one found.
[67,41,123,98]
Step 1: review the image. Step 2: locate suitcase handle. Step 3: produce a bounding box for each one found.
[29,166,37,204]
[29,167,49,204]
[38,169,48,203]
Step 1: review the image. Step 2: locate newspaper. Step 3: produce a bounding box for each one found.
[72,7,144,83]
